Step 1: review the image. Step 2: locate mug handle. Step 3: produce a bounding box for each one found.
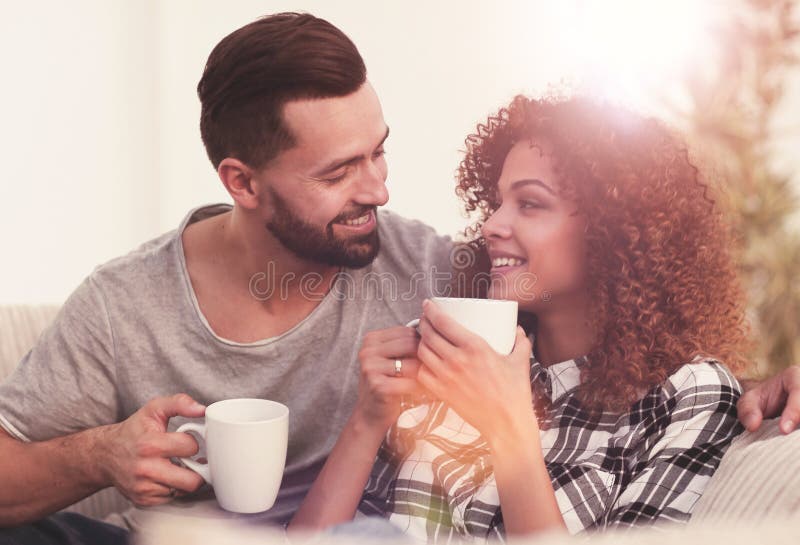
[175,422,212,484]
[400,318,422,409]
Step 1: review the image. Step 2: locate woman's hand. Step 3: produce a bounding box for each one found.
[354,325,426,434]
[415,299,536,447]
[416,300,565,535]
[290,325,425,532]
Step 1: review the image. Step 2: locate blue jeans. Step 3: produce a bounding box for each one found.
[0,513,128,545]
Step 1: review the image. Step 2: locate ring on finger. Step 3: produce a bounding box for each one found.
[394,358,403,377]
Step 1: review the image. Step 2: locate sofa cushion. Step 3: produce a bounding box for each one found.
[691,418,800,522]
[0,305,60,380]
[0,304,131,525]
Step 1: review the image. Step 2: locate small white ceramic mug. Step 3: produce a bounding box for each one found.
[176,398,289,514]
[410,297,519,355]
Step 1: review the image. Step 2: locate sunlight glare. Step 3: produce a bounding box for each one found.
[567,0,717,107]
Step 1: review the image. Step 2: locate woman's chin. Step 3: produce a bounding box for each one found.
[487,285,527,303]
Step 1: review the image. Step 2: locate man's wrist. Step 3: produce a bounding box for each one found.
[80,424,118,489]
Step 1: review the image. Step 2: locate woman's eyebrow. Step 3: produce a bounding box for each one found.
[510,178,554,194]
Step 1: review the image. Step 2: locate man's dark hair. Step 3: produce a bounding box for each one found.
[197,12,367,170]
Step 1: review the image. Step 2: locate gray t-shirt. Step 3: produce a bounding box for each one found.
[0,204,453,528]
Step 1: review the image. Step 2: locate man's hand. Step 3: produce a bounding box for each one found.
[290,327,425,531]
[738,365,800,434]
[97,394,207,507]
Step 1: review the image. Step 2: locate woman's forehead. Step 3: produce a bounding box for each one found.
[497,141,558,191]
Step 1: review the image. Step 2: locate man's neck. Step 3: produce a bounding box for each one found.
[181,207,340,343]
[222,207,340,308]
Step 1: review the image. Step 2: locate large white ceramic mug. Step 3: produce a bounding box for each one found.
[412,297,519,355]
[176,398,289,514]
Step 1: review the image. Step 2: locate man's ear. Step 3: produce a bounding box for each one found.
[218,158,260,210]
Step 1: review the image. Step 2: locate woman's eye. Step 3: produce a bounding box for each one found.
[373,148,386,159]
[519,200,542,209]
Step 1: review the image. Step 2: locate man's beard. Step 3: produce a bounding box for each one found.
[265,191,380,269]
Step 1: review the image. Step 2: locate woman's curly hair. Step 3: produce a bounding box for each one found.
[456,95,751,412]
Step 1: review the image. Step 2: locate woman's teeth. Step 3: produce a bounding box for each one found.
[341,213,371,226]
[492,257,525,268]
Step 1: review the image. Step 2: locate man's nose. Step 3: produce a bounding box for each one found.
[354,161,389,206]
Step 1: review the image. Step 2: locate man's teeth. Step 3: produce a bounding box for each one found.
[341,213,371,226]
[492,257,525,268]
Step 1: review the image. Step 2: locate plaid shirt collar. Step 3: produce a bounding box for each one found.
[530,354,585,404]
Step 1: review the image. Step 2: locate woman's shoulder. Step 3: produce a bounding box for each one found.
[662,357,743,398]
[617,357,743,450]
[618,358,742,422]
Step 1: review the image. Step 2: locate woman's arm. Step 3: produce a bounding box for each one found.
[288,326,423,532]
[415,300,566,536]
[488,408,566,534]
[602,361,741,529]
[288,411,388,530]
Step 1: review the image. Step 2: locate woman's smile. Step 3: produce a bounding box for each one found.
[488,249,528,273]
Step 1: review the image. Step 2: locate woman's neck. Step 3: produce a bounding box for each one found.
[532,298,595,367]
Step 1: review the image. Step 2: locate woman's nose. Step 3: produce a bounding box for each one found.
[481,206,512,240]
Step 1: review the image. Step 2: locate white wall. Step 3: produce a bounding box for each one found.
[151,0,585,233]
[0,1,161,303]
[1,1,798,303]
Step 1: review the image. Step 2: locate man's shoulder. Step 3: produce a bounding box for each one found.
[375,210,454,275]
[88,204,227,293]
[94,228,179,275]
[88,228,181,295]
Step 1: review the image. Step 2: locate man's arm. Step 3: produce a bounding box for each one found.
[737,365,800,433]
[0,394,205,527]
[289,326,422,532]
[0,426,106,525]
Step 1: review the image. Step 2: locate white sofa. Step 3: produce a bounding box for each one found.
[2,305,799,531]
[0,305,131,522]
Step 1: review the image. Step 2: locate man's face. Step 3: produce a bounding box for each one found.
[254,82,390,268]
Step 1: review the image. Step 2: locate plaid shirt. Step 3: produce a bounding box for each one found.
[358,353,742,543]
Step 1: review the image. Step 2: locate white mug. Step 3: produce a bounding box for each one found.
[176,398,289,514]
[411,297,519,355]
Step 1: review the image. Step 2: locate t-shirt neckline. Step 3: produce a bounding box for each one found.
[174,203,346,348]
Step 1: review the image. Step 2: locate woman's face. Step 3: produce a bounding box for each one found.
[482,140,588,314]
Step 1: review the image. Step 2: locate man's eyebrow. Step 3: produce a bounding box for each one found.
[315,126,390,177]
[510,178,554,194]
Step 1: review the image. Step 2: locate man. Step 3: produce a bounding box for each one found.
[0,11,797,545]
[0,13,449,544]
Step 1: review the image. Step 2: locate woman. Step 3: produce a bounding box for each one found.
[289,95,749,541]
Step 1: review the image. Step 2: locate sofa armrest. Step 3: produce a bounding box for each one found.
[0,305,60,380]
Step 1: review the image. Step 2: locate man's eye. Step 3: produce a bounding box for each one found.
[324,172,347,183]
[520,200,542,209]
[373,148,386,158]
